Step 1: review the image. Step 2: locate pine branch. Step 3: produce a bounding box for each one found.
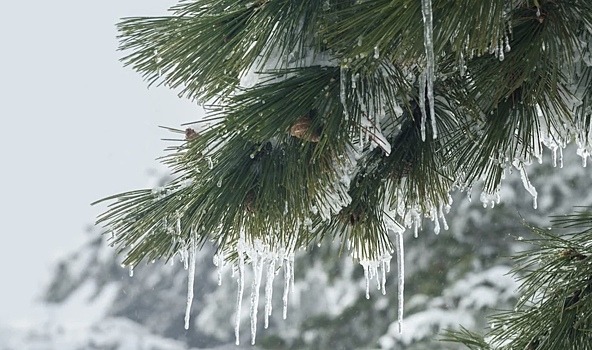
[98,0,592,310]
[443,208,592,350]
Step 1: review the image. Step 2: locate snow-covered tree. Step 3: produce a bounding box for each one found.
[95,0,592,346]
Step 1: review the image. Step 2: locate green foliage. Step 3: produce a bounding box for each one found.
[97,0,592,274]
[443,209,592,350]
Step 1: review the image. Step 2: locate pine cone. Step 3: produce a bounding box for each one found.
[290,116,321,142]
[244,191,256,213]
[185,128,199,141]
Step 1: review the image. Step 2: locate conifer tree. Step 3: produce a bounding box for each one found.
[95,0,592,344]
[443,209,592,350]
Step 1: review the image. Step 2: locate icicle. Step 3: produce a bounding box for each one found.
[498,38,505,61]
[360,114,391,155]
[419,72,427,142]
[374,264,381,291]
[213,254,223,286]
[183,248,189,270]
[381,260,388,295]
[421,0,437,140]
[559,147,564,168]
[250,254,264,345]
[438,204,449,231]
[264,259,276,329]
[184,240,197,330]
[514,162,538,209]
[176,217,181,235]
[395,230,405,334]
[290,254,295,296]
[282,257,291,319]
[405,209,422,238]
[359,123,364,150]
[374,46,380,59]
[340,65,350,120]
[351,72,359,90]
[431,207,440,235]
[235,245,245,345]
[129,266,134,277]
[363,263,371,299]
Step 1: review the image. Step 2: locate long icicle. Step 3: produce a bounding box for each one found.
[235,241,246,345]
[264,258,276,329]
[419,72,427,142]
[282,257,291,319]
[395,230,405,333]
[184,239,197,330]
[250,253,264,345]
[421,0,437,139]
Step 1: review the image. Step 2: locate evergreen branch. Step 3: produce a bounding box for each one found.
[117,0,331,102]
[99,0,592,317]
[444,210,592,350]
[441,327,492,350]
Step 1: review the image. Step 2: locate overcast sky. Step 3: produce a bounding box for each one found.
[0,0,201,323]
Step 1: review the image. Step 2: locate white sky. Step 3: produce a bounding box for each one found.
[0,0,201,323]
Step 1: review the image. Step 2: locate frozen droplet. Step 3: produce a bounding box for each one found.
[432,207,440,235]
[374,46,380,59]
[504,34,511,52]
[129,266,134,277]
